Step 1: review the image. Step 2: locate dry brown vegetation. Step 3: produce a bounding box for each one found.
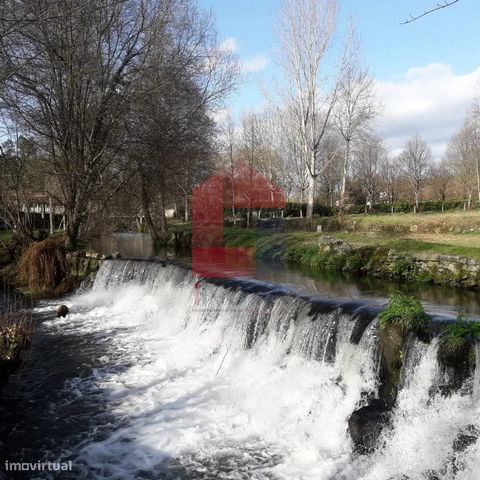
[0,303,34,384]
[18,239,66,295]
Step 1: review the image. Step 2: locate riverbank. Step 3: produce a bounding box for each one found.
[222,215,480,288]
[0,233,103,388]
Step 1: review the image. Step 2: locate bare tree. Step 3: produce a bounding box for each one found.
[0,131,40,242]
[399,135,433,212]
[333,26,377,212]
[0,0,158,247]
[276,0,339,218]
[218,112,238,222]
[467,98,480,203]
[430,159,452,211]
[447,126,477,209]
[353,134,385,212]
[382,156,402,207]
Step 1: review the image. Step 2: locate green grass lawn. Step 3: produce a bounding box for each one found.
[335,232,480,260]
[223,225,480,260]
[349,211,480,227]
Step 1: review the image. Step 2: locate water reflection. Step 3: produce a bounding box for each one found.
[91,232,187,259]
[254,261,480,319]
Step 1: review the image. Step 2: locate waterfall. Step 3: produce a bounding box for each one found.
[47,259,479,479]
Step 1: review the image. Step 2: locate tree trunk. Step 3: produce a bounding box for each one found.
[65,209,81,249]
[306,173,315,219]
[140,182,160,242]
[157,187,168,233]
[339,140,350,213]
[476,157,480,205]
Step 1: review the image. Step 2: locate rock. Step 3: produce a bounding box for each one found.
[452,425,479,452]
[348,399,391,453]
[56,305,69,318]
[378,324,409,406]
[318,236,353,256]
[436,338,476,395]
[112,251,121,259]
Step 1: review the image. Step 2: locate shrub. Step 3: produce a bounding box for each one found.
[441,315,480,352]
[18,239,66,294]
[349,200,469,215]
[379,293,430,331]
[391,254,419,281]
[0,308,33,361]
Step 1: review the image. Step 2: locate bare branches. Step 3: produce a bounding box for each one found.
[276,0,339,218]
[401,0,460,25]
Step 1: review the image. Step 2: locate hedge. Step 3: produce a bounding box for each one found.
[349,200,474,215]
[223,202,335,218]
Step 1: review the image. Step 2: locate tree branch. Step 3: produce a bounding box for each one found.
[401,0,460,24]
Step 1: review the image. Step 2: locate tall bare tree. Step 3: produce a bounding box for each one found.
[333,27,377,212]
[430,158,452,211]
[467,98,480,203]
[399,135,433,212]
[447,126,477,209]
[353,134,385,211]
[276,0,339,218]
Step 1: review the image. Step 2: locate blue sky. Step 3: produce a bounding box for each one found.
[199,0,480,157]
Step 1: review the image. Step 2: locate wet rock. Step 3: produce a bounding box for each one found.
[436,338,476,395]
[56,305,69,318]
[424,470,441,480]
[378,324,408,406]
[452,425,479,452]
[348,399,390,453]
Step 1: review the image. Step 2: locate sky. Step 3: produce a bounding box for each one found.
[199,0,480,159]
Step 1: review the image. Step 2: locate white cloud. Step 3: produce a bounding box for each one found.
[376,63,480,159]
[219,38,268,74]
[243,54,269,73]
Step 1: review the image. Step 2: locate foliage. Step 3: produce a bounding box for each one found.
[18,239,66,294]
[391,254,419,281]
[0,306,33,363]
[379,293,430,331]
[442,315,480,351]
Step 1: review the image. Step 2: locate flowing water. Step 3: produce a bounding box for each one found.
[0,259,479,479]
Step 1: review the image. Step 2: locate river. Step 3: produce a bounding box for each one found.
[0,234,478,479]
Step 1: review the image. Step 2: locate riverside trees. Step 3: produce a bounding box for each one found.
[273,0,377,218]
[0,0,237,246]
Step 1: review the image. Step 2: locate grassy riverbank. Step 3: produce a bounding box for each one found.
[222,212,480,288]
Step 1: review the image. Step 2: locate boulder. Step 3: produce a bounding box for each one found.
[56,304,69,318]
[318,236,353,256]
[348,399,391,453]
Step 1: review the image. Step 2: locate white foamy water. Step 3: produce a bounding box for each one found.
[38,260,479,479]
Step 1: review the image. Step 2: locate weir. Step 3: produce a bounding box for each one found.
[1,258,478,479]
[80,259,480,479]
